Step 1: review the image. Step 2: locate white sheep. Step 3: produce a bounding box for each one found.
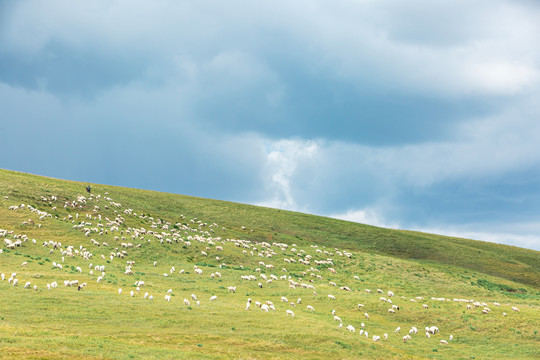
[346,325,355,332]
[403,335,412,343]
[307,305,315,311]
[286,310,295,317]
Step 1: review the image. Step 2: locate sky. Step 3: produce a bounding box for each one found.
[1,1,540,251]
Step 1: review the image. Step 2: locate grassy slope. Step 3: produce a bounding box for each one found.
[3,169,535,288]
[0,169,539,360]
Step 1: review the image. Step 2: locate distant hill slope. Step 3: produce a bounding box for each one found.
[1,168,538,288]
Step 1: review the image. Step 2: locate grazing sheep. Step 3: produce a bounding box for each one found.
[512,307,520,312]
[440,340,448,345]
[328,294,336,300]
[184,299,190,306]
[403,335,412,343]
[210,295,217,301]
[227,286,237,293]
[165,294,171,302]
[245,298,252,310]
[333,315,342,323]
[286,310,295,317]
[306,305,315,311]
[346,325,355,332]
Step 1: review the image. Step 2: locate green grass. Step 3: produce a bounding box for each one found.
[0,169,539,359]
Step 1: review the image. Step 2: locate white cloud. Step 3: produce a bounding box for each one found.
[256,139,318,211]
[328,208,400,229]
[413,225,540,251]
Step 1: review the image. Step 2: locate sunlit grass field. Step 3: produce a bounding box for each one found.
[0,169,538,359]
